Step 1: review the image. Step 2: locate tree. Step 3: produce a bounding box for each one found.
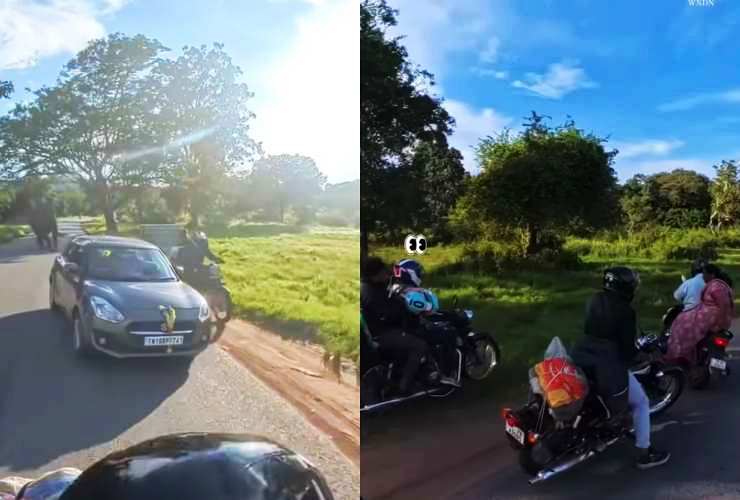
[250,155,327,223]
[469,113,620,255]
[0,34,169,233]
[621,169,711,230]
[360,0,453,257]
[147,43,258,226]
[406,141,468,240]
[710,160,740,230]
[0,81,12,99]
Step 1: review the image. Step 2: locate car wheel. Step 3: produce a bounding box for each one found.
[73,314,92,357]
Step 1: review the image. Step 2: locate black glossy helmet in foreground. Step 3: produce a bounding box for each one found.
[603,266,640,301]
[42,433,334,500]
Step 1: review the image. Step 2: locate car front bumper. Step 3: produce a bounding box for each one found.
[86,308,212,358]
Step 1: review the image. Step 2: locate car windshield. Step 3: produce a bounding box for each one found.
[87,246,177,282]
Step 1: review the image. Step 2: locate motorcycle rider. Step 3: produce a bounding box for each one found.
[572,266,671,470]
[2,432,334,499]
[177,228,223,285]
[674,258,707,311]
[361,256,428,395]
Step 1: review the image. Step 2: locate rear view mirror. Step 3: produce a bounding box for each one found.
[175,265,185,275]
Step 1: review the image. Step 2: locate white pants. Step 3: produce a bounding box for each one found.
[628,372,650,449]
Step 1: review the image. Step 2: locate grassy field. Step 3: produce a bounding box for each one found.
[81,216,360,359]
[0,224,30,243]
[212,228,359,359]
[372,243,740,400]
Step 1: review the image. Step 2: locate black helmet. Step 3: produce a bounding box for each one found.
[690,258,708,278]
[603,266,640,301]
[31,433,335,500]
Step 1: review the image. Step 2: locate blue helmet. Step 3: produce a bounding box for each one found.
[402,288,439,315]
[393,259,424,287]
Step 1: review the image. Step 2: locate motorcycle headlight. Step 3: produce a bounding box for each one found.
[90,296,124,323]
[198,300,211,322]
[464,309,474,320]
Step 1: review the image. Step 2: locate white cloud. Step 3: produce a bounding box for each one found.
[471,67,508,80]
[0,0,129,70]
[658,88,740,112]
[249,0,358,183]
[480,36,500,63]
[511,61,597,99]
[443,99,513,172]
[612,139,685,159]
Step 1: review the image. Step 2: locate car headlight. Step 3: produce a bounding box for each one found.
[198,300,211,322]
[90,296,124,323]
[464,309,474,320]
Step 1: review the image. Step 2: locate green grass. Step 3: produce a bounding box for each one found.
[371,243,740,401]
[214,230,359,359]
[0,224,30,243]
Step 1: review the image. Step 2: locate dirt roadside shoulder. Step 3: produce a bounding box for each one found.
[219,319,360,468]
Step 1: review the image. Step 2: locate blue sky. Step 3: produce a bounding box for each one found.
[388,0,740,182]
[0,0,358,183]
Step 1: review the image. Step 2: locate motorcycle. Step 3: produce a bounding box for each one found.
[662,304,733,389]
[169,247,232,342]
[360,306,501,414]
[502,331,684,484]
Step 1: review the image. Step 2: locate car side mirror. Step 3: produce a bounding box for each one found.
[175,265,185,275]
[64,262,80,275]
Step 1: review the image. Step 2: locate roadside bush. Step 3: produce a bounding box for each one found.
[316,212,350,227]
[565,227,720,261]
[460,239,582,272]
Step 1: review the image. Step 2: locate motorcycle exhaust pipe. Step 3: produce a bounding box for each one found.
[528,436,620,485]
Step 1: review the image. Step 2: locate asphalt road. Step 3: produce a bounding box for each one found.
[0,224,358,499]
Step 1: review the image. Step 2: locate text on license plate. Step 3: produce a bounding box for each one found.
[144,336,184,346]
[710,357,726,370]
[505,422,525,445]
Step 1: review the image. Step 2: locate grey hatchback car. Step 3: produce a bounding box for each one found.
[49,235,213,358]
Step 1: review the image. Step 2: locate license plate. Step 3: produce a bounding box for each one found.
[144,336,184,346]
[505,422,525,445]
[710,358,726,370]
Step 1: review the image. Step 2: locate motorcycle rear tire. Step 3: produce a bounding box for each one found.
[519,447,543,477]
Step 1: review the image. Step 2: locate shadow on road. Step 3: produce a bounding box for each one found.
[0,309,190,472]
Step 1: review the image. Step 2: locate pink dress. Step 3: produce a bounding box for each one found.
[666,279,735,363]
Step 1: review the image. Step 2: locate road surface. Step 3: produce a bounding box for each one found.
[0,223,358,499]
[363,322,740,500]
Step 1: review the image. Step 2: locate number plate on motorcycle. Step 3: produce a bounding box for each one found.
[505,422,525,445]
[710,358,727,370]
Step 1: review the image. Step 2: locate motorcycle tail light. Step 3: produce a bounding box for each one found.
[713,336,730,348]
[501,407,518,425]
[527,432,539,445]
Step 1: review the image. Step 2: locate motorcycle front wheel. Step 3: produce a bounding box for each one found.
[641,366,684,416]
[205,289,231,341]
[464,334,500,381]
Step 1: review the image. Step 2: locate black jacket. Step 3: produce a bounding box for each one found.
[572,290,637,415]
[360,281,406,337]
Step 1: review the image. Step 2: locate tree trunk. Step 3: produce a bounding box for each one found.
[97,182,118,234]
[526,224,540,256]
[360,227,369,261]
[279,199,285,224]
[134,188,144,223]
